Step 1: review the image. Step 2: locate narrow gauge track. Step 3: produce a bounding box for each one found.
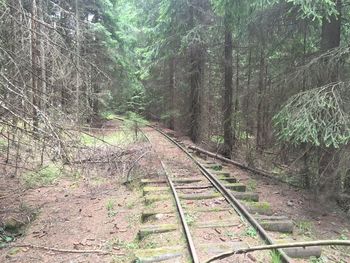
[136,126,294,263]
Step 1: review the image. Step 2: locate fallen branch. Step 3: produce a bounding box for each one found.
[205,240,350,263]
[125,151,150,183]
[189,145,288,184]
[6,244,115,255]
[71,149,138,164]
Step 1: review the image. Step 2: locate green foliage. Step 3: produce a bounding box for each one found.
[287,0,338,21]
[296,220,314,236]
[23,164,62,188]
[270,250,282,263]
[244,226,257,238]
[100,111,118,120]
[0,227,13,248]
[160,110,180,123]
[273,83,350,148]
[123,112,149,142]
[185,213,196,226]
[210,135,224,144]
[339,229,349,240]
[309,256,327,263]
[106,199,117,217]
[246,179,257,191]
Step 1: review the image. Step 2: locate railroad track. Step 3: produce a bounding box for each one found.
[113,119,321,262]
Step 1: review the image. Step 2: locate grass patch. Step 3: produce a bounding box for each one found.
[126,200,136,209]
[23,164,62,188]
[106,199,117,217]
[243,226,257,238]
[101,111,118,120]
[81,131,135,146]
[0,138,7,151]
[246,179,257,191]
[296,220,313,236]
[210,135,224,144]
[270,250,282,263]
[339,229,349,240]
[184,213,196,226]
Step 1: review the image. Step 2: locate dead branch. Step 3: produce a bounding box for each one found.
[6,244,117,255]
[205,240,350,263]
[125,151,150,183]
[72,149,138,164]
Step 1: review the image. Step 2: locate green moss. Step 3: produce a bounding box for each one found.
[23,164,62,188]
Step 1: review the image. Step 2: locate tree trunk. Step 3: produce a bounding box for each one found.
[169,57,176,130]
[75,0,80,122]
[31,0,40,135]
[314,0,342,198]
[39,0,46,113]
[223,17,233,157]
[320,0,341,52]
[256,49,265,151]
[189,4,203,143]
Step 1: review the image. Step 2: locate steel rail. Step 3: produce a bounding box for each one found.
[160,160,200,263]
[113,116,291,262]
[140,128,200,263]
[152,126,292,263]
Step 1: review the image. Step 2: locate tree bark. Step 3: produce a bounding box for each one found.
[223,16,233,157]
[320,0,341,52]
[75,0,80,122]
[256,49,265,150]
[169,57,176,130]
[31,0,40,135]
[189,3,203,143]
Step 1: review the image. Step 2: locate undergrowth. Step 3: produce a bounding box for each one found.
[22,164,62,188]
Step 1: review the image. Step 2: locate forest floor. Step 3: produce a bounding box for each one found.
[0,119,349,262]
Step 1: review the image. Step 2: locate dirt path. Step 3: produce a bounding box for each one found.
[0,120,155,263]
[0,176,145,263]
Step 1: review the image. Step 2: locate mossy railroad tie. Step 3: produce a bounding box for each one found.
[138,224,178,239]
[218,175,237,183]
[134,246,184,262]
[179,192,221,200]
[260,220,293,233]
[194,220,239,228]
[211,171,231,177]
[242,201,273,215]
[144,194,171,204]
[142,207,232,222]
[231,191,259,202]
[204,163,223,171]
[223,183,246,192]
[275,239,322,258]
[143,186,169,196]
[141,177,203,185]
